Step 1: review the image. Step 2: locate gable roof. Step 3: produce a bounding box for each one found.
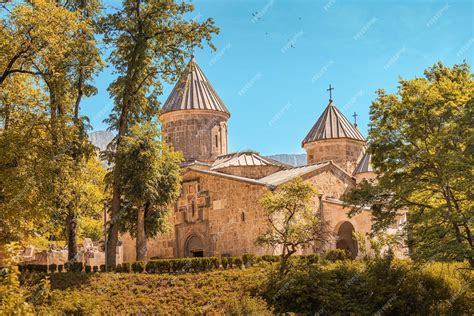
[302,101,365,145]
[211,151,289,170]
[162,57,230,115]
[186,167,272,188]
[353,151,374,175]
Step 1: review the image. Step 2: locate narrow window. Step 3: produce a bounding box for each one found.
[241,212,245,222]
[215,134,218,147]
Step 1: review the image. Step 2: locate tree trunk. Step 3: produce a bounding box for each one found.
[106,185,121,268]
[136,205,147,261]
[67,209,78,262]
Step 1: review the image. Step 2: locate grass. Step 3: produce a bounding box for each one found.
[31,266,267,315]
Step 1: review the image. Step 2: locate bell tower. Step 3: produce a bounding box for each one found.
[302,88,365,173]
[160,57,230,163]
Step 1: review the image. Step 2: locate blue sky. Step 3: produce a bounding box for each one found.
[83,0,473,155]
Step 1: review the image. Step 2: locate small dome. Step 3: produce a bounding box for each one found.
[302,101,365,145]
[162,57,230,115]
[353,151,374,175]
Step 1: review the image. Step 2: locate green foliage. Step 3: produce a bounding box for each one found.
[233,257,243,269]
[57,265,63,273]
[30,266,267,314]
[221,257,229,269]
[0,243,34,314]
[121,262,131,273]
[325,249,352,262]
[343,62,474,267]
[65,262,83,273]
[131,261,145,273]
[260,255,280,263]
[261,258,473,315]
[257,178,326,274]
[225,295,273,316]
[85,266,92,273]
[242,254,257,266]
[92,266,98,273]
[99,265,105,272]
[144,257,220,274]
[48,264,57,273]
[114,123,183,240]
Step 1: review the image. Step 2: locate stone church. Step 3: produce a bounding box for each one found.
[121,57,378,262]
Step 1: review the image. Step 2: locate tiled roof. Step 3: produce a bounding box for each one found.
[211,151,289,170]
[302,101,365,144]
[162,57,230,115]
[259,161,332,186]
[353,151,374,175]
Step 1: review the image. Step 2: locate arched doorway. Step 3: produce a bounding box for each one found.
[185,235,204,257]
[336,221,358,258]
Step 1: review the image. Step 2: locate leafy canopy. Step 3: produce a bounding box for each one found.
[343,62,473,266]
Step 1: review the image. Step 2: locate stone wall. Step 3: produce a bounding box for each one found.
[121,170,273,262]
[304,138,366,174]
[161,110,229,163]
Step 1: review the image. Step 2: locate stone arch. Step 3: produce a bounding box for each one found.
[335,221,358,258]
[184,234,204,257]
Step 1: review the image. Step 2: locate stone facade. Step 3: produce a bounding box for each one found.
[122,170,272,262]
[304,138,366,174]
[161,110,229,163]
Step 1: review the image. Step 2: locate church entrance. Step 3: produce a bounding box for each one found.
[336,221,358,259]
[185,235,204,258]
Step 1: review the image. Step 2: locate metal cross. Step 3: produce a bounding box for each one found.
[327,84,334,101]
[353,112,358,127]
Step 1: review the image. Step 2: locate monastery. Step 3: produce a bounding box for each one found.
[121,57,379,262]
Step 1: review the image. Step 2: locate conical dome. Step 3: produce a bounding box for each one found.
[162,57,230,115]
[353,151,374,175]
[302,101,364,145]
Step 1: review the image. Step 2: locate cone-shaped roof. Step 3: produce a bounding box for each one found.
[162,57,230,115]
[353,151,374,175]
[302,101,365,145]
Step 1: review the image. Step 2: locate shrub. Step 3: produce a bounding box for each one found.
[115,264,122,273]
[225,295,273,315]
[221,257,228,269]
[325,249,351,262]
[261,255,280,263]
[233,257,243,269]
[48,264,57,273]
[85,265,92,273]
[242,254,256,266]
[299,254,320,264]
[67,262,83,273]
[132,261,145,273]
[58,265,63,273]
[121,262,131,273]
[107,265,116,272]
[227,257,234,268]
[99,265,106,272]
[260,257,472,315]
[93,266,99,273]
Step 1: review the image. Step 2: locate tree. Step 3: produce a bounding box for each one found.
[113,122,182,260]
[100,0,218,266]
[257,178,327,273]
[0,0,104,260]
[343,62,473,267]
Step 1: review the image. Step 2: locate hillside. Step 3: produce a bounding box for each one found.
[31,267,268,315]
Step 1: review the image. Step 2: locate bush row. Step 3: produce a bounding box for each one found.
[18,253,322,274]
